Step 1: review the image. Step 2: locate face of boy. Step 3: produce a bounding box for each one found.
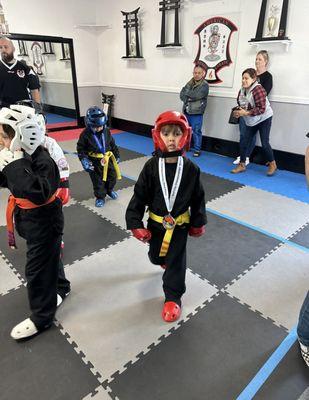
[0,125,12,149]
[160,128,183,152]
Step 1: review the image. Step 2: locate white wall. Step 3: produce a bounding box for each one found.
[95,0,309,155]
[3,0,309,155]
[96,0,309,103]
[2,0,101,85]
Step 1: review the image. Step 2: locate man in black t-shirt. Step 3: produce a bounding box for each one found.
[0,36,41,108]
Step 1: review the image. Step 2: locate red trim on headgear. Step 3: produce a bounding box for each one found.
[151,111,192,153]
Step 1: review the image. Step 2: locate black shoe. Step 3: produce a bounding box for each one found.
[57,290,71,307]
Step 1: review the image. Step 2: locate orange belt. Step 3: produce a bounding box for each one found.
[6,193,57,249]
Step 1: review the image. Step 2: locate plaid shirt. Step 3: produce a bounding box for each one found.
[237,84,267,116]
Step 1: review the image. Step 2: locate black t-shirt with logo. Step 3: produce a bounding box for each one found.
[0,59,40,107]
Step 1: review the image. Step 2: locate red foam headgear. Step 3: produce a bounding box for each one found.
[152,111,192,153]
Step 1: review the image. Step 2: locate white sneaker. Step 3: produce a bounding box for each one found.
[299,340,309,367]
[10,318,38,340]
[245,157,250,166]
[233,156,240,165]
[57,294,63,307]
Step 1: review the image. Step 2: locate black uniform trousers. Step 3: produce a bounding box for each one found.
[88,160,117,200]
[25,235,69,330]
[148,224,188,305]
[16,200,70,330]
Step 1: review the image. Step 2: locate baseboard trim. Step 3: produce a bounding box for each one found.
[111,117,305,174]
[42,104,76,119]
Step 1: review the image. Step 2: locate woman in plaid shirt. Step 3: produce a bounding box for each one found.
[231,68,277,176]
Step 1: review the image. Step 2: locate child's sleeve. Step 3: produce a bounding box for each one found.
[3,156,59,205]
[109,134,120,160]
[76,131,89,160]
[0,171,7,188]
[190,168,207,228]
[44,136,70,179]
[125,164,150,229]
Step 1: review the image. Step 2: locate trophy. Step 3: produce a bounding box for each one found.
[266,5,280,37]
[121,8,143,59]
[249,0,290,41]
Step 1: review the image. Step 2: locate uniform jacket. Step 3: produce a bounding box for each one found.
[126,156,206,231]
[180,79,209,115]
[0,146,63,242]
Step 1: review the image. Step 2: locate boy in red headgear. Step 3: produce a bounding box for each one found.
[126,111,206,322]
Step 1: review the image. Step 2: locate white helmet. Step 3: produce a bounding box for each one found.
[0,105,45,154]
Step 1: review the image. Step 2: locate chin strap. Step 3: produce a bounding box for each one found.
[153,149,183,158]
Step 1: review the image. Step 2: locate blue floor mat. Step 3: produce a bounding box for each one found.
[46,113,76,124]
[115,132,309,204]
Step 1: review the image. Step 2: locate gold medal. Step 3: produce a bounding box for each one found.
[162,214,175,230]
[100,156,106,166]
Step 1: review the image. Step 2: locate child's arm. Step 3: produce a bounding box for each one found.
[2,152,59,205]
[76,131,94,172]
[109,133,120,161]
[126,163,152,242]
[44,136,70,205]
[189,167,207,237]
[76,130,90,160]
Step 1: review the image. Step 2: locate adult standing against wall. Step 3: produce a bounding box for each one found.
[233,50,273,165]
[180,64,209,157]
[0,36,41,108]
[231,68,277,176]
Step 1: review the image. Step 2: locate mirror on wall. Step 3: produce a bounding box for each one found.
[8,33,81,131]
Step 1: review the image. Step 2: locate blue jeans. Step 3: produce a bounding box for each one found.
[185,113,203,152]
[297,291,309,346]
[239,117,256,158]
[240,117,274,163]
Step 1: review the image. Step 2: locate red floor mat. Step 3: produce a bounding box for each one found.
[48,128,123,142]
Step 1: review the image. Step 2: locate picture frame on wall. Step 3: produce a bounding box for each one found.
[17,40,28,56]
[250,0,290,41]
[60,42,70,60]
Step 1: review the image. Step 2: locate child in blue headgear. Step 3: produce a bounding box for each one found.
[77,106,121,207]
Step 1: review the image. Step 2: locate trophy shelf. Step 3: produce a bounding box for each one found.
[157,45,184,55]
[74,24,111,29]
[121,57,144,61]
[248,39,292,52]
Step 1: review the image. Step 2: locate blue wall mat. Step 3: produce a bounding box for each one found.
[115,132,308,204]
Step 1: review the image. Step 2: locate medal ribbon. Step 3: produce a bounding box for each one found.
[158,157,183,214]
[92,129,106,154]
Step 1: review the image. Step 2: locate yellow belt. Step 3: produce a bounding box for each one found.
[149,210,190,257]
[88,151,122,182]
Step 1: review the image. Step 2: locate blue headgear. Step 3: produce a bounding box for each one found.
[85,106,107,128]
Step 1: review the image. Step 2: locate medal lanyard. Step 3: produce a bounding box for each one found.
[92,129,106,154]
[158,157,183,214]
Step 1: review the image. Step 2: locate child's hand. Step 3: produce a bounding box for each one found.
[189,226,205,238]
[81,158,94,172]
[131,228,152,243]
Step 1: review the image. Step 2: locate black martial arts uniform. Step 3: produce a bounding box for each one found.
[126,155,206,304]
[77,127,120,199]
[0,146,70,330]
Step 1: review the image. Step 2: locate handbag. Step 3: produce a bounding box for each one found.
[228,107,239,125]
